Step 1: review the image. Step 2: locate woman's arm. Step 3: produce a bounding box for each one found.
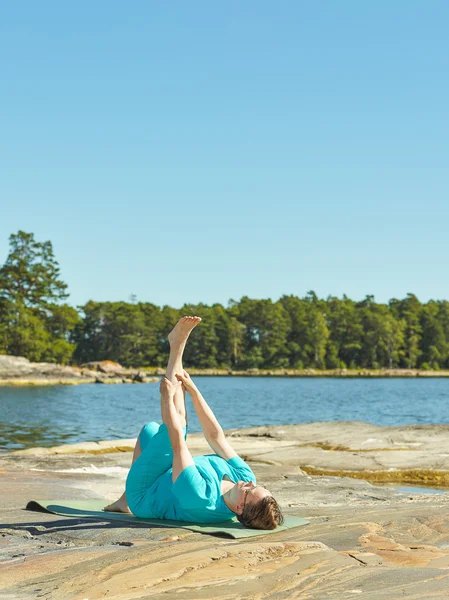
[160,377,195,482]
[175,371,238,460]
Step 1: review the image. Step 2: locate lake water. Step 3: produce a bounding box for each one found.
[1,377,449,451]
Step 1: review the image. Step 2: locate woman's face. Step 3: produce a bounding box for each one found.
[231,480,272,514]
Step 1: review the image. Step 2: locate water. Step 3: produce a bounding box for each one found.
[378,483,448,495]
[1,377,449,451]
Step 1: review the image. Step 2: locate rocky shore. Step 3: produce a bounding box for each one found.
[0,355,159,385]
[2,421,449,599]
[184,367,449,377]
[1,355,449,386]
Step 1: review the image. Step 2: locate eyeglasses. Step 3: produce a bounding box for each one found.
[242,485,258,511]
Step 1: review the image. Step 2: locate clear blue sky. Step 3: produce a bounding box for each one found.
[1,1,448,309]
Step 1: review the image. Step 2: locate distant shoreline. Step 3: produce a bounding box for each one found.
[2,355,449,386]
[2,366,449,386]
[161,367,449,378]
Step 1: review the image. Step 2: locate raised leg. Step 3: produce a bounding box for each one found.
[164,316,201,428]
[104,316,201,513]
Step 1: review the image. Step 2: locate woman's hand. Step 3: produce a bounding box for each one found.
[175,370,196,393]
[160,376,182,397]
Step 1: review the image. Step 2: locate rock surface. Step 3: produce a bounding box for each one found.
[83,360,124,373]
[2,421,449,598]
[0,355,158,385]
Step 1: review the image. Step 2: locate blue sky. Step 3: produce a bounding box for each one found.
[1,1,448,309]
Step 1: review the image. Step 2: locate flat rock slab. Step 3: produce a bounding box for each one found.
[3,422,449,599]
[14,420,449,485]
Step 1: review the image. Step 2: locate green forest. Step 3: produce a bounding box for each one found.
[1,231,449,371]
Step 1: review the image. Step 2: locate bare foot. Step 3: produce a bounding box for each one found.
[168,316,201,347]
[104,492,131,514]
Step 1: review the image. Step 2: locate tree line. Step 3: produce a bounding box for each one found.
[1,231,449,370]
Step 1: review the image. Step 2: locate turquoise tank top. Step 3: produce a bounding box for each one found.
[147,453,256,523]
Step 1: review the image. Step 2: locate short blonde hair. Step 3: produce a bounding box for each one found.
[237,495,284,530]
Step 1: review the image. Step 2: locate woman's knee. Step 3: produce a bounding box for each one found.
[138,421,161,450]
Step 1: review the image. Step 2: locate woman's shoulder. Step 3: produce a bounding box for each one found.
[227,455,255,476]
[193,453,218,465]
[192,454,224,476]
[195,453,245,468]
[194,453,254,478]
[193,453,239,473]
[202,453,256,481]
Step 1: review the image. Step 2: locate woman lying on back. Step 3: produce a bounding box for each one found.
[105,316,284,530]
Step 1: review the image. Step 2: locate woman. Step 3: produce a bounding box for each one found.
[105,316,284,530]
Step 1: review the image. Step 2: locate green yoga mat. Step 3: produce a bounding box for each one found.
[26,499,309,539]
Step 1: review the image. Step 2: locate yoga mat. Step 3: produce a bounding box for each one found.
[26,499,309,539]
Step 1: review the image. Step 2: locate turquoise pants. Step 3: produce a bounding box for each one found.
[125,421,187,515]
